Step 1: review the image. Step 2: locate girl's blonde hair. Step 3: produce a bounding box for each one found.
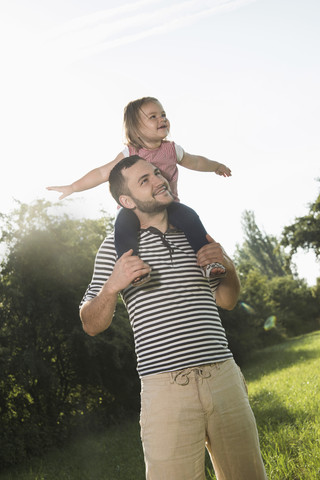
[123,97,165,149]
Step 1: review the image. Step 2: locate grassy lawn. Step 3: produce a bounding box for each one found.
[1,331,319,480]
[243,330,320,480]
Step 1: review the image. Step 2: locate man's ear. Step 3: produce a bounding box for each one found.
[119,194,136,210]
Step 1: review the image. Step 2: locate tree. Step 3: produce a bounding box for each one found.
[235,210,292,279]
[282,182,320,258]
[266,276,320,336]
[229,210,320,359]
[0,200,139,468]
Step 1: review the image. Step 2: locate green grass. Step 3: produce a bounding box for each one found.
[0,420,145,480]
[1,331,320,480]
[243,330,320,480]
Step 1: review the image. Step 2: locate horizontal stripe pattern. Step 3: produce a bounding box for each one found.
[80,229,232,376]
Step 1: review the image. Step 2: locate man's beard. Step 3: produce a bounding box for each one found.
[130,195,173,214]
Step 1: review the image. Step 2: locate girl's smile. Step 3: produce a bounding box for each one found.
[138,101,170,148]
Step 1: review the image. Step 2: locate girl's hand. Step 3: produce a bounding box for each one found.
[215,163,232,177]
[46,185,74,200]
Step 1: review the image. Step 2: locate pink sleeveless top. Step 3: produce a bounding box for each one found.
[128,141,180,201]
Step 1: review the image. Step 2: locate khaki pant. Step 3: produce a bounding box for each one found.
[140,359,267,480]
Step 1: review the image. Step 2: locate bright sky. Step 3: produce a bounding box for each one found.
[1,0,319,285]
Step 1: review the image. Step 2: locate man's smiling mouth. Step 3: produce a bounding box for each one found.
[153,185,168,197]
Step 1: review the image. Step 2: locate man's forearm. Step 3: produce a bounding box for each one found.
[80,283,119,336]
[215,259,241,310]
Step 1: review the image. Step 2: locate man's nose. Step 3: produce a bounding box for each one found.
[152,173,164,186]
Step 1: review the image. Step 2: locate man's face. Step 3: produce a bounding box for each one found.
[120,160,174,214]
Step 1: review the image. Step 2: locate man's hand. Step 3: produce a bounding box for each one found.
[197,235,227,272]
[197,235,240,310]
[107,250,151,293]
[80,250,151,336]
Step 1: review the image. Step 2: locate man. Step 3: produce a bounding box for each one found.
[80,156,267,480]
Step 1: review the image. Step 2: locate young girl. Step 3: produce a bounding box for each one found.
[47,97,231,285]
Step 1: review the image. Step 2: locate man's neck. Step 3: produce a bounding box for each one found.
[138,210,169,233]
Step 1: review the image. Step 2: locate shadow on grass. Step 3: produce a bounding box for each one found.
[242,331,320,382]
[249,389,306,429]
[0,417,146,480]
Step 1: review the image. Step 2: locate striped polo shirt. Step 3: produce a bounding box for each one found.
[80,228,233,377]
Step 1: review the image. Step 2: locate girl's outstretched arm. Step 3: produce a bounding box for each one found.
[47,152,125,200]
[180,152,231,177]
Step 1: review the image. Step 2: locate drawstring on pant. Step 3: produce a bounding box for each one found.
[171,366,212,385]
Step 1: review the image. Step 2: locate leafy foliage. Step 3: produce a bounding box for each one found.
[282,181,320,258]
[224,211,320,364]
[0,200,139,468]
[236,211,292,279]
[0,200,319,468]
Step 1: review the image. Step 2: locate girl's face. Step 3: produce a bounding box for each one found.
[138,101,170,147]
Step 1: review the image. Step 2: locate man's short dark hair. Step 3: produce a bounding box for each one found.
[109,155,143,204]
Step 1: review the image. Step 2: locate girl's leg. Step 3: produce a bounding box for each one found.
[167,202,226,278]
[114,208,140,257]
[167,202,208,252]
[114,208,150,286]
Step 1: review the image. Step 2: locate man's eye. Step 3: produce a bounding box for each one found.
[161,113,166,118]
